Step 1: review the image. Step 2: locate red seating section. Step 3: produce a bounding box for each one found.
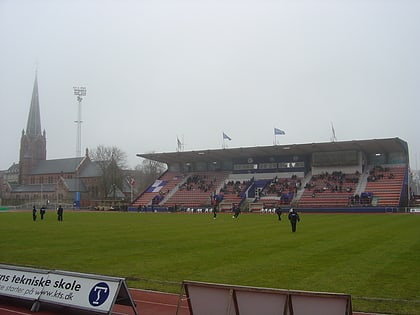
[364,166,405,207]
[132,172,185,208]
[164,171,229,208]
[219,180,250,210]
[298,172,359,208]
[132,165,406,209]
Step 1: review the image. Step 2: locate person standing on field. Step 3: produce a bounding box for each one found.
[32,205,37,221]
[212,193,222,219]
[288,208,300,232]
[275,206,282,221]
[40,206,46,220]
[212,198,218,219]
[57,205,63,221]
[232,203,241,219]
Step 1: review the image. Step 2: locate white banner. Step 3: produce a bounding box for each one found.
[0,265,137,314]
[0,267,48,300]
[39,272,120,311]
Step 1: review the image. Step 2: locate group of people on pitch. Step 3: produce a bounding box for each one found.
[227,204,301,232]
[32,205,64,221]
[274,206,301,232]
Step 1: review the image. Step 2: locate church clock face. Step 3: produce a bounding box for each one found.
[247,158,253,164]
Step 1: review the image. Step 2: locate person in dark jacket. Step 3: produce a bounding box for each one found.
[57,205,63,221]
[40,206,46,220]
[212,193,223,219]
[288,208,300,232]
[32,205,37,221]
[232,204,241,219]
[212,202,218,219]
[274,206,282,221]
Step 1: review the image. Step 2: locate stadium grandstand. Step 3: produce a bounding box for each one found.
[132,137,411,213]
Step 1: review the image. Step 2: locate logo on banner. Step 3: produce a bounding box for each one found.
[88,282,110,306]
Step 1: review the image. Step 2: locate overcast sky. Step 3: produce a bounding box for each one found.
[0,0,419,170]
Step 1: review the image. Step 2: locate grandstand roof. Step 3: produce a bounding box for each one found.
[137,137,408,165]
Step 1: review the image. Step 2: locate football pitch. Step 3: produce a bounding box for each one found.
[0,210,419,314]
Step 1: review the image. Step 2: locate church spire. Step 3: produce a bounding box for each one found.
[26,74,42,136]
[19,72,47,184]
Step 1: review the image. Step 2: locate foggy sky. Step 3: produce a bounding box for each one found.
[0,0,419,170]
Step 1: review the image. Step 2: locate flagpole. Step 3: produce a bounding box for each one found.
[274,127,279,145]
[222,132,231,148]
[274,128,285,145]
[330,122,337,142]
[177,136,185,152]
[273,127,276,145]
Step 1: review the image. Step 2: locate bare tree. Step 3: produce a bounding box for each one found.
[90,145,128,198]
[134,157,166,192]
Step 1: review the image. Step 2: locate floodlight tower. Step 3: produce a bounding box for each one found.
[73,87,87,157]
[73,86,86,209]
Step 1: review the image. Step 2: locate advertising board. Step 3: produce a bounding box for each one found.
[0,264,137,314]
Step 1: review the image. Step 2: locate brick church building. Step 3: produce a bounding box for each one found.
[0,75,129,209]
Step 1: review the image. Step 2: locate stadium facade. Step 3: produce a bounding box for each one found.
[135,138,411,213]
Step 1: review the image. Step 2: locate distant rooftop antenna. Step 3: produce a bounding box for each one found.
[73,87,87,157]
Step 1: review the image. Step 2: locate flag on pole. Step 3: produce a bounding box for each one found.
[177,137,182,151]
[127,177,136,187]
[223,132,232,141]
[331,123,337,142]
[274,128,285,135]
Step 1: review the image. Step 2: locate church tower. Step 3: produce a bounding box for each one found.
[19,74,47,184]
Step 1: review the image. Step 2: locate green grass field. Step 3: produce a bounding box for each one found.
[0,210,419,314]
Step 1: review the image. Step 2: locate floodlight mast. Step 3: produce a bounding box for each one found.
[73,87,86,158]
[73,87,86,209]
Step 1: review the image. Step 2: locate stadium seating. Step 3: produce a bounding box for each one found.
[132,164,406,211]
[131,172,185,208]
[218,179,250,211]
[164,171,230,208]
[363,165,405,207]
[257,176,301,206]
[297,172,360,208]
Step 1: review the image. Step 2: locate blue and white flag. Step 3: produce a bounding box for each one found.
[223,132,232,141]
[274,128,285,135]
[146,180,167,193]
